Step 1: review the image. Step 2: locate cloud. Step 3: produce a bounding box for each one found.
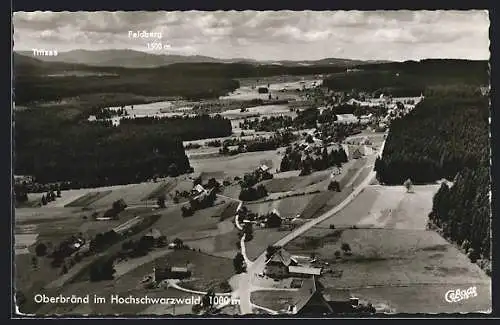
[12,10,490,61]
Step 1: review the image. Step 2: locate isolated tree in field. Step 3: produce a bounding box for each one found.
[243,223,253,241]
[404,178,413,193]
[341,243,352,256]
[157,195,166,208]
[112,199,127,213]
[233,252,246,274]
[173,238,184,248]
[35,243,47,257]
[328,180,341,192]
[334,250,341,259]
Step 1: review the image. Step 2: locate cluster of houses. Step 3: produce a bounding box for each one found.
[263,247,370,314]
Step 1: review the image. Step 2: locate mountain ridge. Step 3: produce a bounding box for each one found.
[15,49,393,68]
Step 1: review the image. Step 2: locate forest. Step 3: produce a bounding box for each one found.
[14,53,345,104]
[374,90,490,269]
[119,115,232,141]
[375,95,489,184]
[14,110,233,187]
[323,59,488,97]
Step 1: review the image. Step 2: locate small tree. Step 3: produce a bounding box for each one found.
[173,238,184,248]
[243,223,253,241]
[35,243,47,257]
[328,181,341,192]
[157,195,166,208]
[334,250,341,259]
[41,195,47,206]
[341,243,351,253]
[404,178,413,193]
[341,243,352,256]
[233,252,246,274]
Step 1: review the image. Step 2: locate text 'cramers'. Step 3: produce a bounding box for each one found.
[128,30,163,39]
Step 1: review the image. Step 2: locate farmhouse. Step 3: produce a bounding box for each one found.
[286,277,359,315]
[154,265,192,281]
[258,164,270,173]
[265,248,299,278]
[192,184,207,195]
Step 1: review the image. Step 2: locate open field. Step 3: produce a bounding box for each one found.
[282,184,491,313]
[314,185,439,229]
[245,228,291,260]
[15,212,161,312]
[220,104,293,119]
[245,193,316,218]
[348,284,491,314]
[65,191,112,207]
[141,180,177,201]
[251,290,303,312]
[261,169,331,193]
[89,182,160,207]
[189,149,283,180]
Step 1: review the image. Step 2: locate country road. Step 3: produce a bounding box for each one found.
[234,135,387,314]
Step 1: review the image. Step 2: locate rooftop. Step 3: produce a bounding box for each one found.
[288,266,322,276]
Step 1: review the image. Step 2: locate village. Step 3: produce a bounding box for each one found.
[14,59,491,316]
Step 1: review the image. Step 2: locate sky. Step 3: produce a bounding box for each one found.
[12,10,490,61]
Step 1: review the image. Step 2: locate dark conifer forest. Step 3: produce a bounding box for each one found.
[14,111,233,187]
[374,91,490,266]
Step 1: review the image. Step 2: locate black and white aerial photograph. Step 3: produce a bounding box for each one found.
[12,10,491,316]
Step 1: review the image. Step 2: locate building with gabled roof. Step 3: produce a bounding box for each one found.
[265,247,299,278]
[285,277,359,315]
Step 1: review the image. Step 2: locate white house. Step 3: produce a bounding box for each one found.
[335,114,358,124]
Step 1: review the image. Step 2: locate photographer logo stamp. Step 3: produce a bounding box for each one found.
[444,286,478,303]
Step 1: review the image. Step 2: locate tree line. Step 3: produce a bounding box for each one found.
[375,95,489,184]
[323,59,488,97]
[374,90,490,271]
[15,111,234,187]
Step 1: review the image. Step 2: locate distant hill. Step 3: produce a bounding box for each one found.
[15,49,391,68]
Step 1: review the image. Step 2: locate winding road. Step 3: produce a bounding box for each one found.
[233,134,387,314]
